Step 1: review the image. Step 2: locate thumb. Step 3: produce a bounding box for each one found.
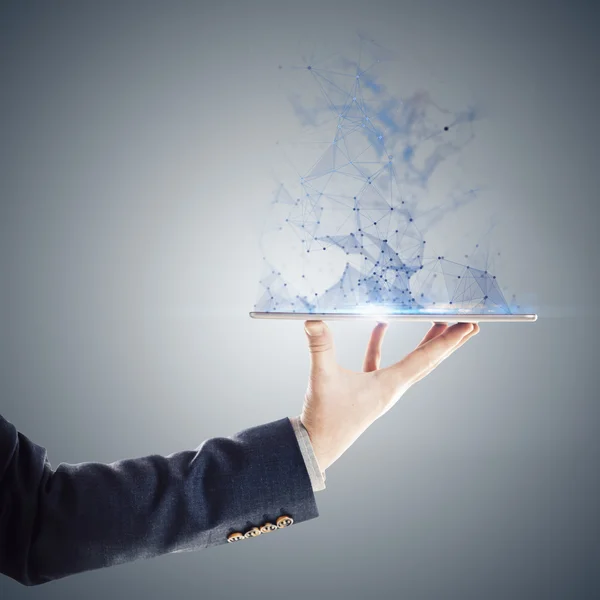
[304,320,336,373]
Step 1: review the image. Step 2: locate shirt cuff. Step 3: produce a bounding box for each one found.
[288,416,326,492]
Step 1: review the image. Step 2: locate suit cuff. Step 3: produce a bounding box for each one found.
[289,416,326,492]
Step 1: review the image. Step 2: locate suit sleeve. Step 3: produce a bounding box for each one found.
[0,414,319,586]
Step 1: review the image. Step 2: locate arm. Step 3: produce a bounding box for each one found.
[0,415,318,586]
[1,319,478,587]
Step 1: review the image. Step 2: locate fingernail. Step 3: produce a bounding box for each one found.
[305,321,324,336]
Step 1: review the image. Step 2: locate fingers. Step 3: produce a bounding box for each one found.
[412,322,480,383]
[417,322,449,347]
[363,321,389,372]
[454,322,480,350]
[304,320,336,373]
[412,322,475,369]
[380,322,474,387]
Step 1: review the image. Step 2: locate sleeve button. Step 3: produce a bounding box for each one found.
[276,515,294,528]
[244,527,262,539]
[260,522,278,533]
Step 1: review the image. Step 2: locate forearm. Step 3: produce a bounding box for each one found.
[0,415,319,585]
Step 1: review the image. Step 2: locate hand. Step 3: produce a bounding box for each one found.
[300,320,480,472]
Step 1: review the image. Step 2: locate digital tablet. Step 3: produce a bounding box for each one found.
[249,311,537,323]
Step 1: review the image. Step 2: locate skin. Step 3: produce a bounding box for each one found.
[301,320,481,472]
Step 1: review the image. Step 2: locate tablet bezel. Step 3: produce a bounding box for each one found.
[249,311,537,323]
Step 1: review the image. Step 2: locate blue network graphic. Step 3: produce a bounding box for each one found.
[255,38,521,315]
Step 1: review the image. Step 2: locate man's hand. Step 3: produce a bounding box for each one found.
[300,321,480,472]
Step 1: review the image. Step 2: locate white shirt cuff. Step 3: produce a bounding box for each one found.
[288,416,326,492]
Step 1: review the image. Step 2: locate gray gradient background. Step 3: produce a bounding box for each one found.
[1,1,598,599]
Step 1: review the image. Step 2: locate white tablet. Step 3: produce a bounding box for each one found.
[249,311,537,323]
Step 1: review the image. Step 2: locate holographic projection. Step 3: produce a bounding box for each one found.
[254,38,524,315]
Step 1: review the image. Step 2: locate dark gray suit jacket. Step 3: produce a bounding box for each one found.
[0,414,318,585]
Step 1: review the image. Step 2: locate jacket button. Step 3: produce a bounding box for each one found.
[260,522,278,533]
[276,515,294,528]
[227,532,245,543]
[244,527,262,539]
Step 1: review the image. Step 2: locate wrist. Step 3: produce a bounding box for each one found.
[300,416,333,472]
